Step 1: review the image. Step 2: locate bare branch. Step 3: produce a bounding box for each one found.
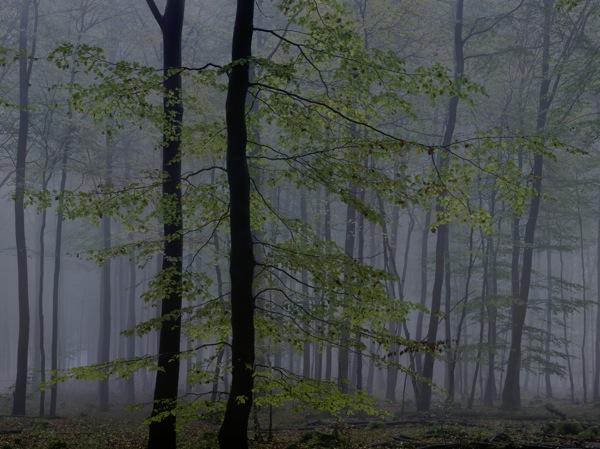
[145,0,163,28]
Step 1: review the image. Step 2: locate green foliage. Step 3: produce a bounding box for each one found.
[34,0,594,435]
[254,368,384,418]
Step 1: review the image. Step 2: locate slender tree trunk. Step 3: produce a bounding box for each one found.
[594,205,600,401]
[483,233,498,406]
[501,0,551,410]
[49,141,68,417]
[211,232,225,403]
[577,191,588,403]
[417,0,463,412]
[145,2,185,448]
[37,203,47,416]
[468,238,489,409]
[559,249,575,402]
[544,249,553,398]
[377,197,398,402]
[447,227,474,404]
[36,127,53,417]
[338,186,357,393]
[415,208,431,374]
[355,187,365,390]
[443,229,452,393]
[12,0,33,416]
[125,245,136,403]
[98,136,112,411]
[324,193,332,382]
[300,191,311,379]
[218,1,255,447]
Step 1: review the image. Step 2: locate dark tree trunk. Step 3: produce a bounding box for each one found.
[145,1,185,448]
[49,140,68,417]
[36,123,52,417]
[483,233,498,406]
[417,0,463,412]
[415,208,431,375]
[544,249,553,398]
[559,249,575,402]
[355,187,366,390]
[324,194,333,382]
[301,191,311,379]
[98,137,112,412]
[218,1,255,447]
[502,0,551,410]
[12,0,33,417]
[126,245,137,404]
[443,229,452,393]
[376,197,399,402]
[594,206,600,401]
[37,202,47,416]
[338,186,357,393]
[468,238,489,409]
[577,191,588,403]
[447,227,474,404]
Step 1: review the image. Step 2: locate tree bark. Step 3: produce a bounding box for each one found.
[125,244,137,404]
[544,249,553,398]
[145,1,185,448]
[218,0,256,447]
[594,205,600,401]
[12,0,33,417]
[577,189,588,403]
[483,232,498,406]
[559,249,575,402]
[501,0,552,411]
[415,208,431,374]
[98,135,112,412]
[417,0,463,412]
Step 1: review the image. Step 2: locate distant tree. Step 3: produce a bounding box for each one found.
[13,0,37,416]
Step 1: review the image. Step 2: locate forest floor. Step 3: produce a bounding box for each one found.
[1,401,600,449]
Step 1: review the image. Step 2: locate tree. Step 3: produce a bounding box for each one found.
[13,0,36,416]
[144,1,185,448]
[416,0,464,412]
[217,0,255,447]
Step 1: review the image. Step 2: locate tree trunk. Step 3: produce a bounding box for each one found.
[483,232,498,406]
[145,2,185,448]
[338,186,357,393]
[37,202,47,416]
[443,228,452,393]
[417,0,463,412]
[125,246,136,403]
[218,1,255,447]
[559,249,575,402]
[355,187,366,390]
[544,249,553,398]
[577,190,588,403]
[501,0,551,410]
[447,227,474,404]
[594,206,600,401]
[324,192,333,382]
[300,191,311,379]
[12,0,33,417]
[415,208,431,375]
[98,136,112,412]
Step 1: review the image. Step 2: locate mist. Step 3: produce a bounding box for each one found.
[1,1,600,448]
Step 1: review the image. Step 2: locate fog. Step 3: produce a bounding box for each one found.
[1,0,600,448]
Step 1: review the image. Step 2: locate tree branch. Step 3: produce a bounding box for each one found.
[145,0,164,28]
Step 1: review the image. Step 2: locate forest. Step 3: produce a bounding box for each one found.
[2,0,600,448]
